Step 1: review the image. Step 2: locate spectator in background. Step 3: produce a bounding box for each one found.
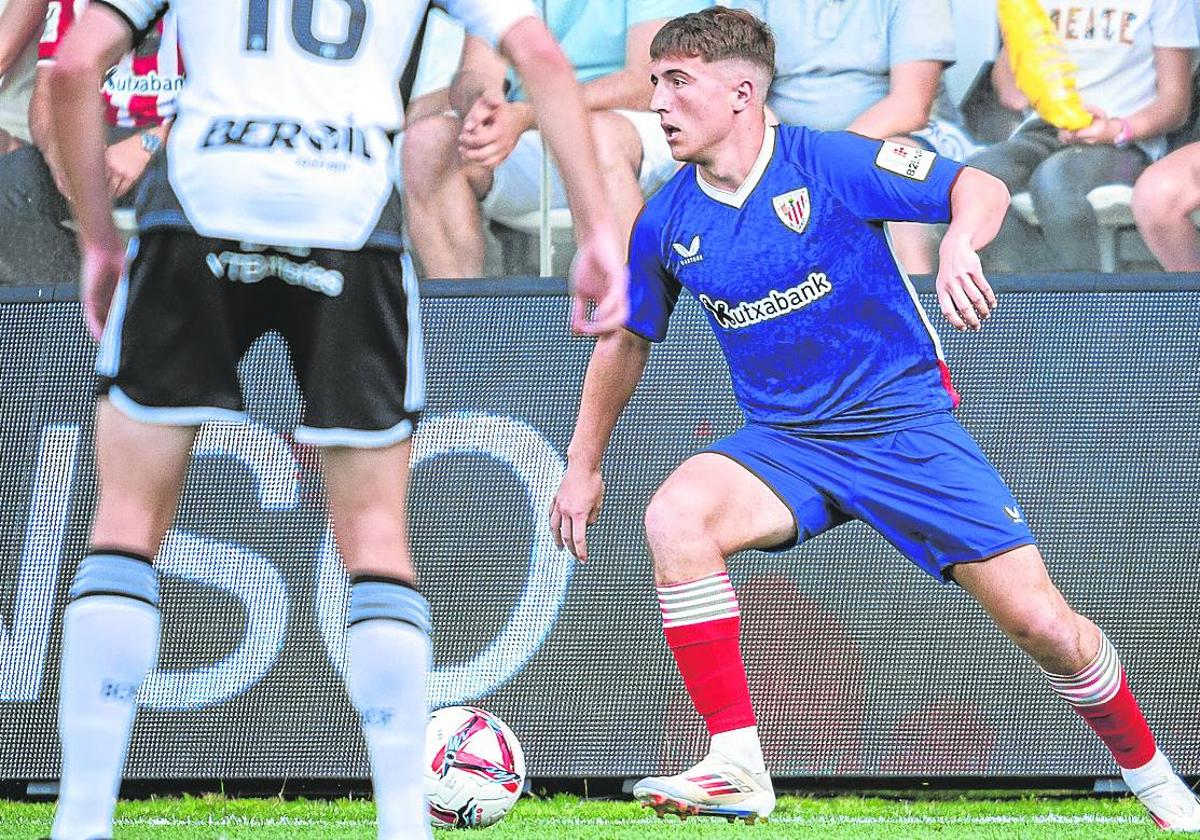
[0,0,181,285]
[403,0,709,279]
[730,0,980,273]
[969,0,1197,273]
[0,0,44,155]
[1131,124,1200,271]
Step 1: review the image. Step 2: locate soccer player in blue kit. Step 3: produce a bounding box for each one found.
[550,6,1200,831]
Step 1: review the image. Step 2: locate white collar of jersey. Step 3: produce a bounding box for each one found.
[695,123,776,209]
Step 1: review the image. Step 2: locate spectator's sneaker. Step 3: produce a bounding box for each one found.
[1122,757,1200,831]
[633,753,775,824]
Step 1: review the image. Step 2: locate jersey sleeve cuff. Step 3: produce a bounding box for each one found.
[94,0,164,45]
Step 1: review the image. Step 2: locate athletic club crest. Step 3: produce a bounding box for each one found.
[772,188,810,234]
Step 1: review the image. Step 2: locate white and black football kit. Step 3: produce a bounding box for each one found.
[95,0,536,446]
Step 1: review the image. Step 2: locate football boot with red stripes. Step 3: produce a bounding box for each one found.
[632,753,775,824]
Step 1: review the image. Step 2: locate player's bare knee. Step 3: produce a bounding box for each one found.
[644,490,719,568]
[1006,600,1084,665]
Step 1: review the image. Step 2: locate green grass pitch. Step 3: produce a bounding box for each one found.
[0,792,1166,838]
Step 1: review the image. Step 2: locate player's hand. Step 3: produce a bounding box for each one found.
[549,462,606,562]
[105,134,152,199]
[936,232,996,332]
[1058,105,1115,146]
[569,228,629,336]
[458,93,526,169]
[79,234,126,341]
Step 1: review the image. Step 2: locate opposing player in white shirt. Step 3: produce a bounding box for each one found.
[45,1,628,838]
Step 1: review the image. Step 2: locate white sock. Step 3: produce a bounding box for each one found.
[53,595,160,840]
[1121,748,1172,792]
[347,618,431,840]
[710,725,767,775]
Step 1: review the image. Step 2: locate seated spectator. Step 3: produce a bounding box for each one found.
[730,0,980,273]
[969,0,1197,273]
[0,0,45,156]
[403,0,709,279]
[1132,104,1200,271]
[0,1,182,285]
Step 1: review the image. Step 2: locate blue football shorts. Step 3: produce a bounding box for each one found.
[706,415,1036,582]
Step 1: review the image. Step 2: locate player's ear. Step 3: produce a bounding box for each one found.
[731,78,754,114]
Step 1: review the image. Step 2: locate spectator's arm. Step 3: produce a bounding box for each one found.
[846,59,943,139]
[448,34,509,117]
[0,0,47,76]
[990,46,1029,112]
[576,17,661,112]
[1122,47,1194,141]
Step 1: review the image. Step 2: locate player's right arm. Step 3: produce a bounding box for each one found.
[46,3,133,339]
[496,16,629,336]
[552,329,651,562]
[551,208,680,562]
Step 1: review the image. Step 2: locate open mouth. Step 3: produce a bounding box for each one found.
[662,123,680,142]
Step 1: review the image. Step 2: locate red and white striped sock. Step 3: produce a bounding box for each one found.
[1044,633,1157,770]
[658,571,756,737]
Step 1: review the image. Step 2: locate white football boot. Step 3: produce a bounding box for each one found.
[633,753,775,825]
[1122,751,1200,832]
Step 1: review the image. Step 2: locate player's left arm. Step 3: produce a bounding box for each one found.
[47,3,134,339]
[935,167,1009,332]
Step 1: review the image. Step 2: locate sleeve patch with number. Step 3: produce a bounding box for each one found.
[874,141,935,181]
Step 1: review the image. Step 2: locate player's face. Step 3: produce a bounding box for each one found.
[649,55,738,163]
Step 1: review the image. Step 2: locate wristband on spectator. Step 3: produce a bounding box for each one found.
[1113,118,1133,148]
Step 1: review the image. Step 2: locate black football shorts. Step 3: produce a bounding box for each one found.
[96,232,423,447]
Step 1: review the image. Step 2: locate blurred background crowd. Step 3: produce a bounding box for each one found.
[1,0,1198,286]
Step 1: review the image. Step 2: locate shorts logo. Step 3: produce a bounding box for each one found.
[672,235,703,265]
[206,246,344,297]
[698,271,832,329]
[772,188,810,234]
[875,141,934,181]
[1004,505,1024,524]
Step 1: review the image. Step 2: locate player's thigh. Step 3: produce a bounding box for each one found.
[646,452,797,558]
[90,398,197,557]
[321,439,415,581]
[951,543,1069,627]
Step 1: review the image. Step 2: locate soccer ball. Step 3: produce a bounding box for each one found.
[425,705,526,828]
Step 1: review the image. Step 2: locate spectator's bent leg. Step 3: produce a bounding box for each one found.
[591,112,647,259]
[402,114,493,279]
[1132,143,1200,271]
[1030,145,1147,272]
[966,128,1058,272]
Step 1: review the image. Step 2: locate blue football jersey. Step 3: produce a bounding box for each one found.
[626,124,965,434]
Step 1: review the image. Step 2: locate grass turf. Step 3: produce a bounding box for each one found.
[0,792,1163,839]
